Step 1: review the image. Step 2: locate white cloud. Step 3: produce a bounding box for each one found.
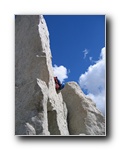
[79,47,106,115]
[83,49,89,59]
[89,57,93,61]
[89,56,97,63]
[87,92,105,116]
[53,64,68,83]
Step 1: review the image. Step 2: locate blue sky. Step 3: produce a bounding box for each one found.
[44,15,105,115]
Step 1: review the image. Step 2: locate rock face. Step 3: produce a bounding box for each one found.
[15,15,69,135]
[15,15,105,135]
[61,82,105,135]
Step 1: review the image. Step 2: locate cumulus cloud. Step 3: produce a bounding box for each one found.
[53,65,69,83]
[79,47,106,115]
[83,49,89,59]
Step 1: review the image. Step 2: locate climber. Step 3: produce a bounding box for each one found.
[54,76,65,91]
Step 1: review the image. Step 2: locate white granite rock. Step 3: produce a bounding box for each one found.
[62,82,105,135]
[15,15,105,136]
[15,15,69,135]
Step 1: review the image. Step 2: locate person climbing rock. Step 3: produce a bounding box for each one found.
[54,76,65,91]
